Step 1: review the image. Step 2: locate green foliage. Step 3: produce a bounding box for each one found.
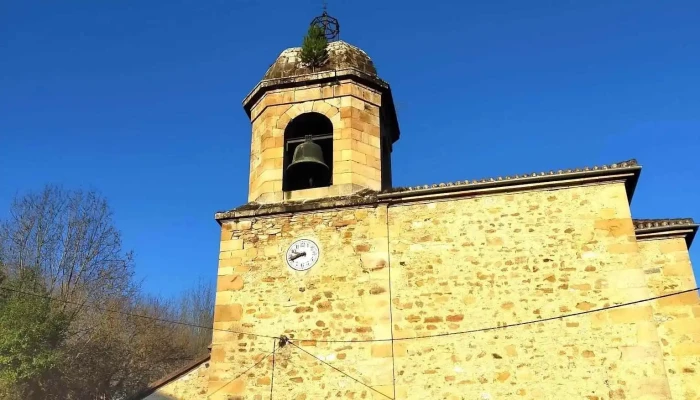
[0,270,69,397]
[300,24,328,68]
[0,186,215,398]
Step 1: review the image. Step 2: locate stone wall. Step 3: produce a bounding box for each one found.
[639,236,700,399]
[209,181,696,399]
[388,182,669,399]
[144,360,210,400]
[210,205,393,399]
[248,80,385,204]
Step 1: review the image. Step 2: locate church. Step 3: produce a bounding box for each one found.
[136,11,699,400]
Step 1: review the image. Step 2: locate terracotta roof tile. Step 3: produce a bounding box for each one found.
[383,159,640,193]
[632,218,697,230]
[632,218,698,248]
[216,159,643,220]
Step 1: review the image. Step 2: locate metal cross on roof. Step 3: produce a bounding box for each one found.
[310,4,340,41]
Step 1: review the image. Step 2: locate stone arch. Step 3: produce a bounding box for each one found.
[275,101,339,130]
[282,111,335,192]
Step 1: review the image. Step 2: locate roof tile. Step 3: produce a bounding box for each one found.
[383,159,639,193]
[632,218,697,230]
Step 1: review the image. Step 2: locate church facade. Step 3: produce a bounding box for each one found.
[137,22,700,400]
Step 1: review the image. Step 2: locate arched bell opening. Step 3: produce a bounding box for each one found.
[283,112,334,192]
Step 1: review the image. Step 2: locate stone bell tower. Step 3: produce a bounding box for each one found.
[242,12,400,204]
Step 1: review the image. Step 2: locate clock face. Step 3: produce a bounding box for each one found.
[286,239,320,271]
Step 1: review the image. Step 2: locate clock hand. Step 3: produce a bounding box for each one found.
[289,252,307,261]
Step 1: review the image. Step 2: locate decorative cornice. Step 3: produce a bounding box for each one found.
[215,189,378,221]
[242,67,389,117]
[215,159,641,222]
[241,66,400,144]
[376,159,640,205]
[633,218,695,230]
[383,159,640,194]
[633,218,698,248]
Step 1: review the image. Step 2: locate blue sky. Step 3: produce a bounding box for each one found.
[1,1,699,297]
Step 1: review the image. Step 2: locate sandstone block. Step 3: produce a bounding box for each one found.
[663,262,692,276]
[220,224,233,241]
[214,304,243,322]
[239,220,253,230]
[294,87,321,102]
[220,240,244,252]
[218,275,244,291]
[657,292,700,307]
[672,342,700,356]
[372,385,394,398]
[609,269,646,289]
[659,239,688,254]
[620,345,661,361]
[608,305,653,324]
[371,343,393,358]
[594,218,635,237]
[211,347,225,362]
[664,318,700,335]
[219,257,242,268]
[607,242,638,254]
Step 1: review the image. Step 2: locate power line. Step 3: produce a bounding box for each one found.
[385,208,398,400]
[0,285,278,340]
[290,287,700,343]
[269,339,277,400]
[4,283,698,397]
[288,340,394,400]
[2,285,698,345]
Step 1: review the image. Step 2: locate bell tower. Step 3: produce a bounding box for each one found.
[242,11,400,204]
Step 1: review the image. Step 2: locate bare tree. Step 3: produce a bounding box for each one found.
[0,185,214,399]
[0,185,135,307]
[175,278,215,354]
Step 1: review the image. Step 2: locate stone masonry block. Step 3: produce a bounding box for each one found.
[659,239,688,254]
[663,262,694,276]
[371,343,393,358]
[672,343,700,356]
[594,218,636,237]
[217,275,244,291]
[214,304,243,322]
[220,239,243,252]
[657,291,700,307]
[608,305,653,324]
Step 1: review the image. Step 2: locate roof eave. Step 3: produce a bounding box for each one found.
[128,354,211,400]
[241,69,400,143]
[214,163,641,222]
[242,68,389,118]
[379,164,642,203]
[634,223,699,248]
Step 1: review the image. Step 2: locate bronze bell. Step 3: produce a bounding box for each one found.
[286,136,330,189]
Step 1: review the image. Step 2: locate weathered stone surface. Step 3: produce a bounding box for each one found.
[209,204,393,399]
[386,183,672,399]
[202,181,699,399]
[247,79,390,204]
[639,236,700,400]
[140,24,700,398]
[262,41,377,81]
